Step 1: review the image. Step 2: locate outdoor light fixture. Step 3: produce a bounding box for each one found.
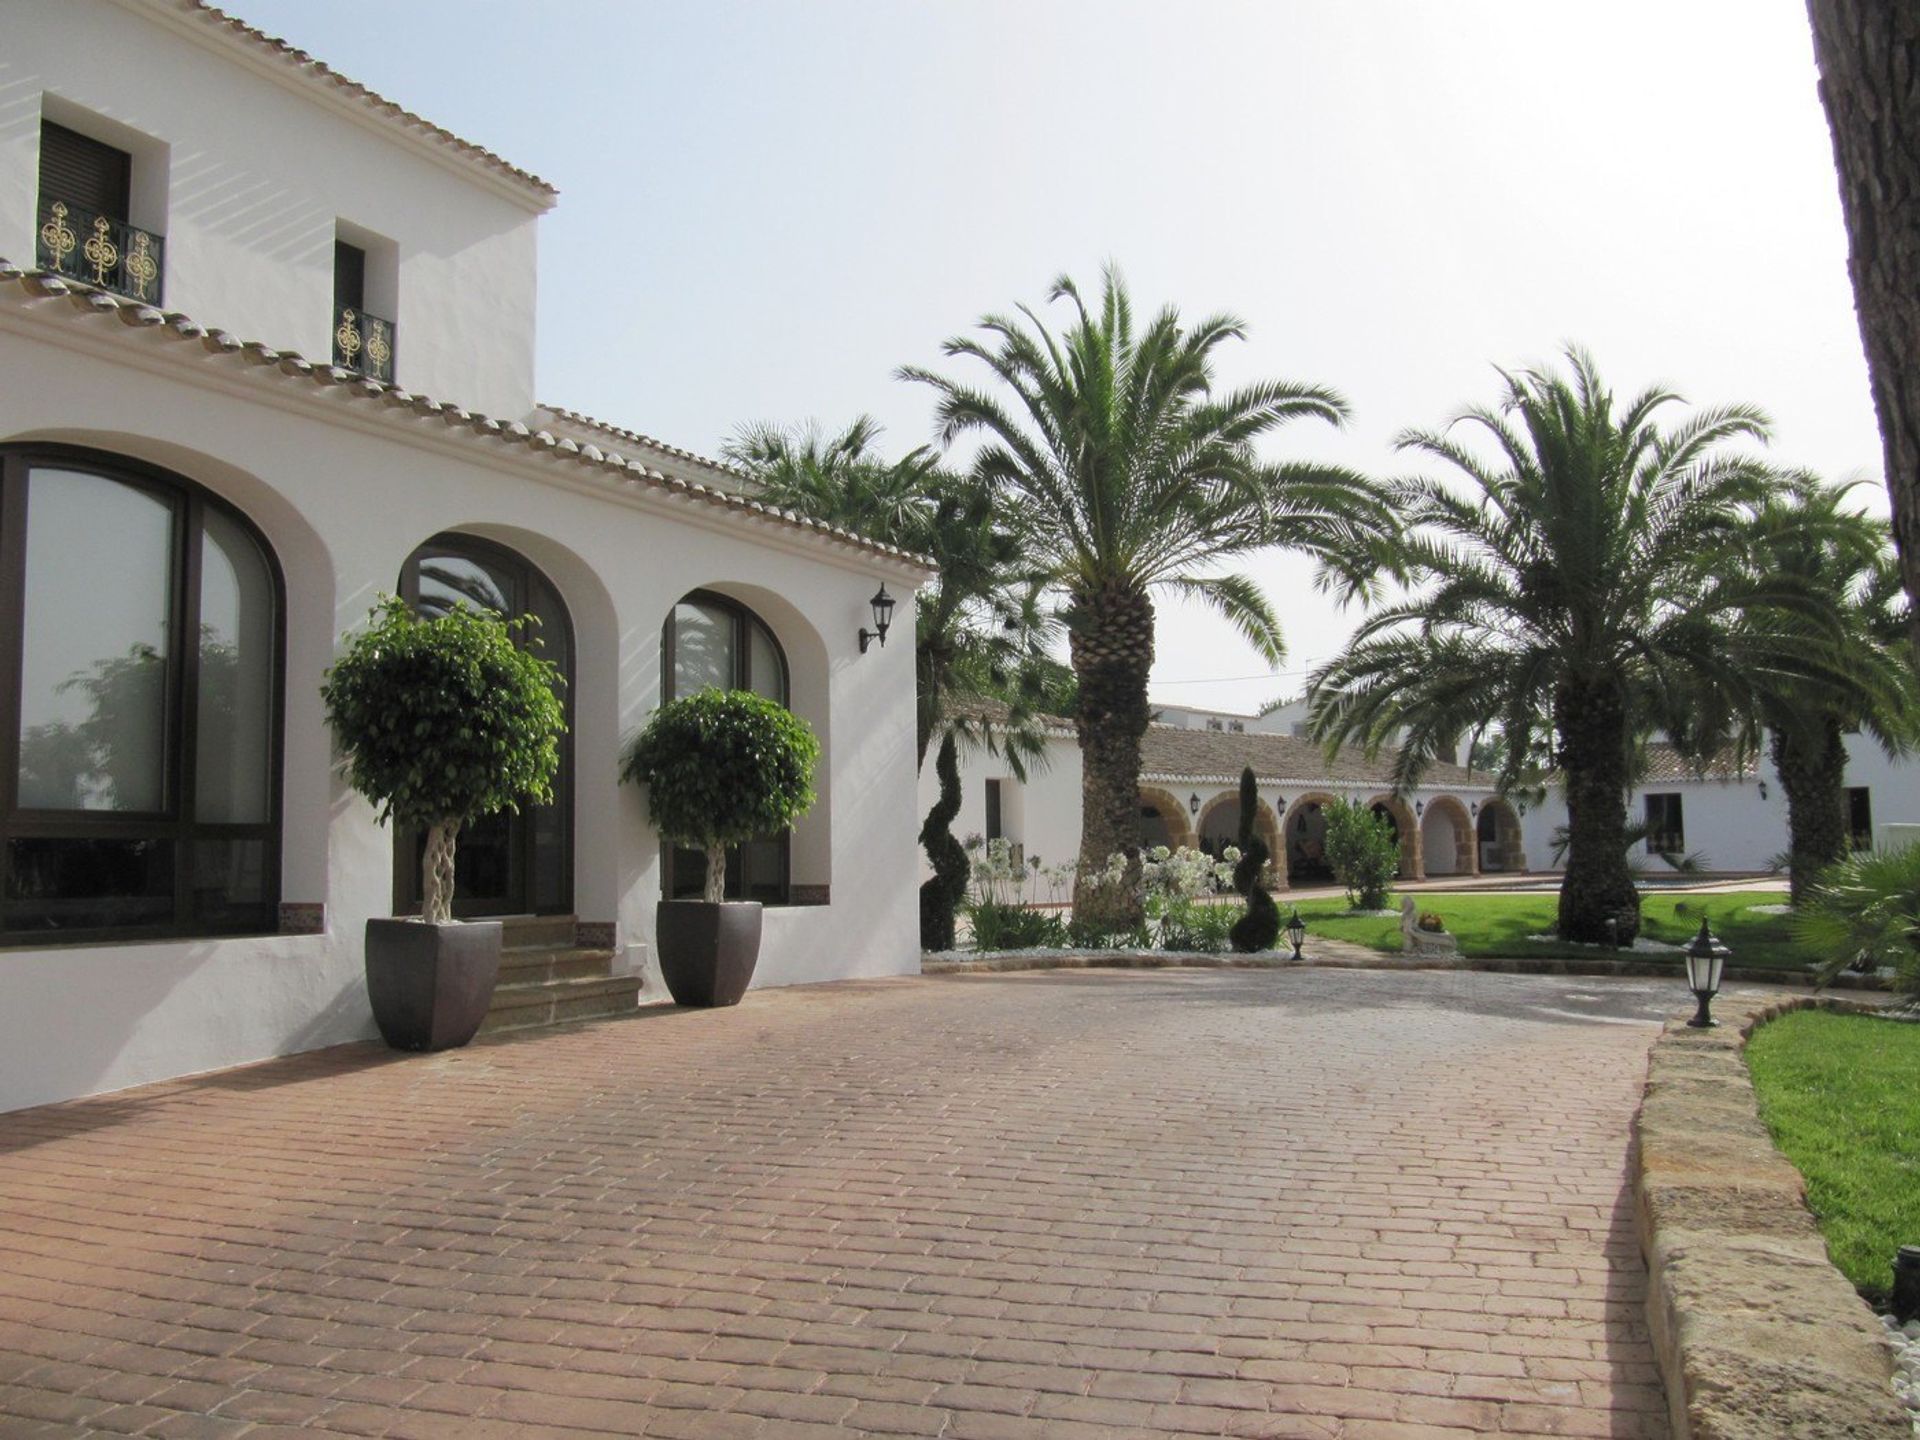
[857,585,895,653]
[1286,908,1307,961]
[1758,780,1769,800]
[1188,792,1201,815]
[1684,920,1730,1028]
[1469,801,1478,817]
[1415,799,1425,816]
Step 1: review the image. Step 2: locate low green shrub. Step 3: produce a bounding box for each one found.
[1792,842,1920,995]
[1324,799,1399,910]
[968,900,1068,951]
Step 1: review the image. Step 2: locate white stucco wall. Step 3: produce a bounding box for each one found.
[1520,734,1920,875]
[0,0,547,421]
[0,314,926,1113]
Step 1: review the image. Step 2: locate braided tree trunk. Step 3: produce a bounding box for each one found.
[1771,720,1849,906]
[704,845,728,904]
[1553,678,1641,944]
[1070,580,1155,931]
[421,820,460,925]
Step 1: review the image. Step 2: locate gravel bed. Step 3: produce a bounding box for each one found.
[1881,1314,1920,1435]
[1527,932,1681,953]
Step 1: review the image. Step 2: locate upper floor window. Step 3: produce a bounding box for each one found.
[36,120,163,305]
[0,447,281,942]
[332,237,396,384]
[661,592,789,903]
[1848,786,1873,852]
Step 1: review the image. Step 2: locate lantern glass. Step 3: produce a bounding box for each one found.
[869,585,894,634]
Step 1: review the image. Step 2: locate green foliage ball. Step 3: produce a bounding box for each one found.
[622,688,820,851]
[321,597,565,828]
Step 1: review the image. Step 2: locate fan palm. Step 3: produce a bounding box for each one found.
[1308,348,1829,943]
[1733,480,1916,903]
[723,417,1053,774]
[902,266,1391,927]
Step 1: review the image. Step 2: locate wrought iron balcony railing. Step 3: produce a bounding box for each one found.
[36,198,164,305]
[332,304,396,384]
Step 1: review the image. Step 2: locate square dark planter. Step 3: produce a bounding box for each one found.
[655,900,762,1007]
[364,918,502,1051]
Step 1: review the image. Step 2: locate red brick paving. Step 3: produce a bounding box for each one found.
[0,967,1669,1437]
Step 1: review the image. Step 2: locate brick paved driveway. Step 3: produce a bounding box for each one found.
[0,967,1686,1439]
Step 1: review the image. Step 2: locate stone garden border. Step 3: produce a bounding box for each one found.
[1635,993,1908,1437]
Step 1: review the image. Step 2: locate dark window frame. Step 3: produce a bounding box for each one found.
[660,590,792,904]
[1847,786,1873,851]
[1645,792,1685,855]
[0,444,284,945]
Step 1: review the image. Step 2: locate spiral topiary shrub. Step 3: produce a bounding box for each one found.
[621,689,820,903]
[1229,766,1282,952]
[321,597,565,923]
[920,732,968,950]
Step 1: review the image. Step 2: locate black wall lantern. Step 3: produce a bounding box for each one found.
[1188,792,1201,816]
[1684,920,1729,1028]
[858,584,896,653]
[1286,908,1307,962]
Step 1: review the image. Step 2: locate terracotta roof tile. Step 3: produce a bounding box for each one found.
[1140,724,1490,790]
[1640,741,1753,784]
[0,261,934,574]
[533,405,755,491]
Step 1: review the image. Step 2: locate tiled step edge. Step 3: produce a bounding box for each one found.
[1634,992,1909,1438]
[480,976,641,1034]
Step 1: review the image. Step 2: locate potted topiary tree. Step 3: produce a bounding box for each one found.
[321,597,565,1051]
[621,689,820,1007]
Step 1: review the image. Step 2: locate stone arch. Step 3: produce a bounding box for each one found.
[1137,785,1196,853]
[1476,797,1527,873]
[1196,789,1284,888]
[661,580,833,902]
[1367,793,1423,880]
[1280,791,1341,884]
[1419,795,1477,877]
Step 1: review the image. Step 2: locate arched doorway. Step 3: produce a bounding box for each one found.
[395,533,574,917]
[1477,798,1526,873]
[1420,796,1476,877]
[1197,792,1283,884]
[1137,786,1196,853]
[1283,795,1336,883]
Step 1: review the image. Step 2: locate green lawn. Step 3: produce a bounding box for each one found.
[1746,1010,1920,1303]
[1285,888,1817,971]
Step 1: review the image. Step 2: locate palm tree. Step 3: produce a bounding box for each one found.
[723,417,1054,773]
[1308,348,1829,944]
[902,266,1390,928]
[1735,480,1916,903]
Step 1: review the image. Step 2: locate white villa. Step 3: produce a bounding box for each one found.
[932,710,1920,891]
[0,0,931,1112]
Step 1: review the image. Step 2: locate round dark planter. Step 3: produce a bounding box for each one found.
[655,900,763,1007]
[364,917,503,1051]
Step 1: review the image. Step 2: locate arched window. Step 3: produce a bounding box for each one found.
[0,446,282,940]
[661,590,789,902]
[395,533,574,917]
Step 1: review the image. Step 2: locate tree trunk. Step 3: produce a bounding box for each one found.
[1069,580,1155,931]
[1806,3,1920,646]
[421,820,460,925]
[1553,679,1641,944]
[1771,719,1849,905]
[704,845,728,905]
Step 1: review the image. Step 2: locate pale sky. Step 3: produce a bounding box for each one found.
[237,1,1886,714]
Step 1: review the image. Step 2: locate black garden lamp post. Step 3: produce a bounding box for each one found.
[1893,1246,1920,1324]
[1286,908,1307,962]
[1684,920,1729,1028]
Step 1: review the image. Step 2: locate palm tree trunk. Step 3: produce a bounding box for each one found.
[1554,679,1641,944]
[1070,581,1154,930]
[1771,721,1849,905]
[1806,2,1920,648]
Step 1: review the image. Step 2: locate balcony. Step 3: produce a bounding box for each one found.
[332,305,396,384]
[36,198,164,305]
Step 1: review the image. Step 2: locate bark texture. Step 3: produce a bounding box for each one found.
[704,845,728,905]
[1807,2,1920,643]
[421,820,459,925]
[1770,721,1849,905]
[1554,679,1642,944]
[1070,580,1155,930]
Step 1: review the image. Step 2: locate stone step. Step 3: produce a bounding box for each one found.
[480,973,641,1035]
[498,946,614,985]
[498,914,577,951]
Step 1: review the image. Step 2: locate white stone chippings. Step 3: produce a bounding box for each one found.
[1881,1315,1920,1435]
